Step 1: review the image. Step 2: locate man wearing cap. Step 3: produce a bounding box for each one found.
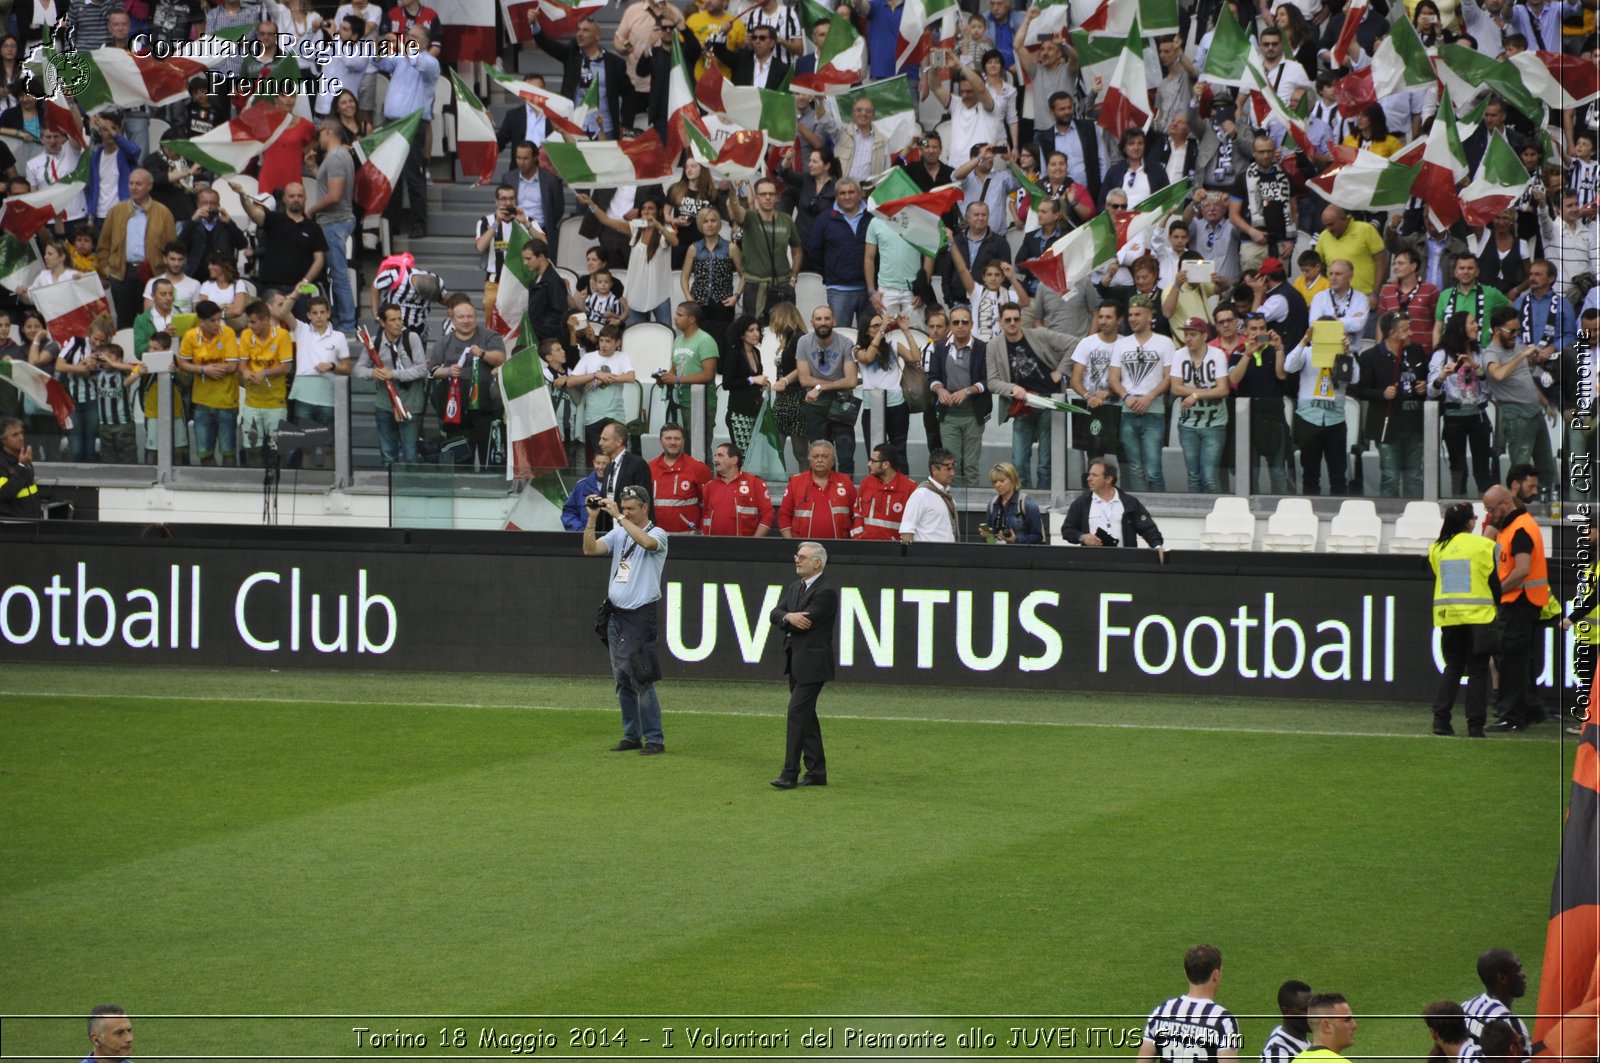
[1353,311,1432,498]
[1246,257,1309,353]
[584,484,670,756]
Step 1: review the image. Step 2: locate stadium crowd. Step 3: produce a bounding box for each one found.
[0,0,1595,529]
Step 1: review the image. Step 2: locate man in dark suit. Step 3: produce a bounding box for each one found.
[713,25,790,87]
[1034,92,1105,206]
[532,17,628,139]
[501,143,565,261]
[596,421,654,532]
[769,541,837,789]
[494,75,553,152]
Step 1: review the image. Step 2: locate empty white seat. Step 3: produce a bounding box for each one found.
[555,216,589,275]
[1388,500,1443,554]
[1262,497,1319,552]
[795,273,828,317]
[624,322,675,380]
[1325,499,1382,553]
[1199,496,1255,551]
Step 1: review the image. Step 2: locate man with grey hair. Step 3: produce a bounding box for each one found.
[770,540,837,788]
[778,439,857,539]
[0,417,42,519]
[584,483,669,756]
[808,177,872,334]
[84,1005,133,1063]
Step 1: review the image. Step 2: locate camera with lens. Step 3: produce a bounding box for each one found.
[585,494,603,510]
[652,368,669,381]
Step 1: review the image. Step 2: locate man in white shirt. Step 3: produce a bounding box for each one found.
[934,67,1003,167]
[1061,456,1166,556]
[1254,28,1310,114]
[315,15,373,116]
[25,130,88,225]
[1308,260,1370,344]
[1540,190,1596,289]
[143,244,202,313]
[1109,294,1176,493]
[272,291,351,469]
[899,447,959,542]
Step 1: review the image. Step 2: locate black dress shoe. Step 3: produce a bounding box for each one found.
[771,775,798,789]
[640,742,665,756]
[798,774,827,786]
[1432,725,1455,736]
[1485,720,1525,733]
[1468,727,1486,738]
[610,739,642,751]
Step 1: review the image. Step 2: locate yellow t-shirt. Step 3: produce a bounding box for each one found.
[1342,133,1404,158]
[1314,220,1387,295]
[685,10,745,79]
[239,324,294,409]
[181,324,242,410]
[1294,274,1329,304]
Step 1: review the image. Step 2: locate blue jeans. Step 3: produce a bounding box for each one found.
[608,614,664,746]
[1011,410,1052,490]
[1119,407,1166,492]
[826,287,872,332]
[627,300,671,327]
[1179,422,1224,493]
[1377,431,1424,498]
[65,403,99,462]
[192,405,237,462]
[374,404,422,466]
[322,217,358,330]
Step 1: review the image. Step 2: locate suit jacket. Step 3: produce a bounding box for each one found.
[770,575,837,684]
[525,265,571,350]
[939,229,1010,305]
[1035,119,1105,204]
[1146,135,1199,187]
[96,199,178,283]
[498,166,566,257]
[596,448,655,533]
[495,106,552,152]
[532,33,628,137]
[712,43,790,88]
[984,326,1076,397]
[180,215,249,281]
[833,125,888,181]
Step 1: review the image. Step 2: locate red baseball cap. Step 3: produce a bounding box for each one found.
[1259,257,1285,276]
[1181,317,1209,333]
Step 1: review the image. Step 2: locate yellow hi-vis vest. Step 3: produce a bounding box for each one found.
[1576,563,1599,646]
[1430,533,1500,626]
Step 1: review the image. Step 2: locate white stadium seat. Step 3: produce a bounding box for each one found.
[1199,496,1255,551]
[1324,499,1382,554]
[1262,497,1319,552]
[795,273,828,317]
[1388,501,1443,554]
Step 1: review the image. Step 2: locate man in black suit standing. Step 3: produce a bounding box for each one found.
[769,541,837,789]
[596,421,654,533]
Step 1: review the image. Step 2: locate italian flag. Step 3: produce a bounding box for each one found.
[790,13,866,94]
[1245,59,1314,156]
[48,45,220,114]
[895,0,958,70]
[1436,45,1545,122]
[491,222,532,339]
[166,103,301,177]
[744,393,788,482]
[0,358,75,429]
[354,110,424,217]
[0,150,89,241]
[682,116,768,185]
[543,129,679,188]
[0,233,41,294]
[1329,0,1367,66]
[1008,161,1049,231]
[1411,86,1468,228]
[502,0,607,42]
[1071,0,1136,37]
[486,64,592,139]
[1097,20,1150,139]
[1459,133,1530,227]
[1023,0,1073,48]
[1510,50,1600,111]
[696,63,798,143]
[449,68,498,184]
[1069,30,1125,91]
[1309,148,1421,210]
[1199,6,1257,87]
[868,169,961,258]
[1018,178,1190,295]
[31,273,113,346]
[665,29,700,157]
[498,345,566,479]
[1330,16,1433,118]
[44,94,86,150]
[836,77,919,156]
[1139,0,1179,35]
[431,0,498,62]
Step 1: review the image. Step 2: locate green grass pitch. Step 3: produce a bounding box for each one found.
[0,664,1576,1061]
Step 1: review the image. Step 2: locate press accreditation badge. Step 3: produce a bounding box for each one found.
[614,560,633,584]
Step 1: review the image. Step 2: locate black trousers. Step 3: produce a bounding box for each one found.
[1432,624,1491,731]
[385,124,429,227]
[1295,417,1348,495]
[1493,598,1544,726]
[109,271,145,331]
[784,675,826,776]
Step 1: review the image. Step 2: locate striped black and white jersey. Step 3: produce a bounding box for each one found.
[1459,1041,1484,1063]
[1461,994,1530,1050]
[1259,1025,1308,1063]
[373,267,436,338]
[585,291,623,326]
[1143,996,1241,1063]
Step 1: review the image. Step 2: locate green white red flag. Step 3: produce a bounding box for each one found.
[1435,45,1545,122]
[665,28,700,156]
[543,128,679,187]
[0,234,41,294]
[868,169,961,258]
[1329,0,1367,65]
[1309,148,1421,210]
[1245,59,1314,156]
[682,115,769,185]
[1097,20,1151,139]
[1023,0,1073,47]
[500,0,607,42]
[1069,30,1126,91]
[836,77,919,156]
[895,0,959,69]
[30,273,113,346]
[1411,87,1469,228]
[1199,6,1257,87]
[744,392,788,482]
[790,13,866,94]
[1331,16,1434,117]
[1510,50,1600,111]
[1459,132,1531,227]
[46,44,225,114]
[430,0,497,61]
[354,110,424,217]
[490,222,533,339]
[448,69,498,184]
[485,64,593,138]
[498,345,566,479]
[44,94,86,150]
[1019,179,1190,295]
[0,150,89,241]
[166,102,302,177]
[1071,0,1136,37]
[0,357,75,429]
[696,63,797,143]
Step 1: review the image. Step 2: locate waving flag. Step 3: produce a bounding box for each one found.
[0,358,75,429]
[501,0,607,42]
[1199,6,1256,87]
[166,103,301,177]
[1331,16,1433,118]
[1412,87,1469,228]
[0,150,89,241]
[1072,0,1137,36]
[486,64,593,138]
[1436,45,1546,122]
[836,76,919,156]
[895,0,958,70]
[790,13,866,94]
[1023,0,1074,47]
[665,28,699,156]
[1310,148,1421,210]
[1510,50,1600,111]
[696,63,797,143]
[868,170,961,258]
[489,221,532,339]
[448,68,498,184]
[1329,0,1368,66]
[44,94,86,150]
[682,116,768,184]
[1097,20,1150,139]
[543,129,678,187]
[0,234,41,294]
[354,110,424,217]
[1459,133,1531,227]
[1019,179,1190,295]
[431,0,497,61]
[46,44,223,114]
[1246,59,1314,156]
[31,273,113,345]
[499,345,566,478]
[744,393,788,481]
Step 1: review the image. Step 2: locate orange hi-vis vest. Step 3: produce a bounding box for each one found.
[1496,509,1550,606]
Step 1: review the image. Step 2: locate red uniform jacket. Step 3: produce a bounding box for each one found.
[778,471,857,539]
[852,472,917,539]
[701,472,774,536]
[649,453,712,533]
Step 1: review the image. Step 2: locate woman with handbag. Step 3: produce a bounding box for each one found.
[1427,500,1502,737]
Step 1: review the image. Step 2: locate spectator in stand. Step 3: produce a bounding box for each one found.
[1169,317,1239,494]
[428,294,507,468]
[84,113,140,230]
[739,0,803,55]
[51,316,112,463]
[1467,210,1526,299]
[353,302,429,467]
[232,180,326,316]
[713,22,789,87]
[939,201,1009,309]
[176,299,241,466]
[722,315,770,454]
[1103,128,1169,211]
[1034,94,1107,206]
[933,68,1004,169]
[768,301,811,470]
[568,324,636,461]
[254,94,316,202]
[1248,257,1309,352]
[26,130,89,234]
[272,291,350,469]
[1061,456,1165,556]
[638,23,703,143]
[614,0,686,128]
[1309,260,1370,346]
[1069,302,1124,470]
[179,188,247,283]
[1231,135,1297,272]
[1191,191,1243,290]
[305,121,359,333]
[681,207,739,367]
[1292,250,1328,307]
[197,255,250,330]
[982,461,1044,544]
[501,142,562,255]
[853,443,916,540]
[235,297,294,467]
[1429,311,1494,497]
[1514,259,1576,363]
[796,304,861,476]
[143,243,200,313]
[478,184,528,319]
[780,148,838,277]
[986,303,1073,490]
[736,178,802,325]
[532,16,626,140]
[316,17,373,119]
[562,451,611,531]
[860,314,911,456]
[662,300,721,456]
[1015,30,1073,151]
[928,307,990,487]
[854,0,906,81]
[1482,305,1557,490]
[132,287,187,461]
[833,97,887,183]
[1282,317,1361,496]
[702,442,773,536]
[578,191,678,326]
[1376,248,1439,342]
[779,439,857,539]
[96,169,175,328]
[371,252,445,341]
[381,0,441,54]
[648,422,712,534]
[373,23,440,238]
[69,0,126,51]
[809,177,873,335]
[1230,312,1291,494]
[1433,255,1512,349]
[900,448,959,543]
[1353,310,1431,498]
[1111,295,1175,494]
[953,144,1019,237]
[1315,205,1388,311]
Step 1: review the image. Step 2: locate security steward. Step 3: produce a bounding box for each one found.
[0,417,42,519]
[1483,484,1550,732]
[1429,500,1503,737]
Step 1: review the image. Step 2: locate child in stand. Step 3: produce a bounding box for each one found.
[93,340,139,464]
[68,225,98,274]
[583,269,629,328]
[954,13,994,71]
[956,259,1018,343]
[1567,132,1598,228]
[1293,249,1328,305]
[567,324,636,462]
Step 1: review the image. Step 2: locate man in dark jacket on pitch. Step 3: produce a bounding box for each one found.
[769,541,838,789]
[1061,456,1165,560]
